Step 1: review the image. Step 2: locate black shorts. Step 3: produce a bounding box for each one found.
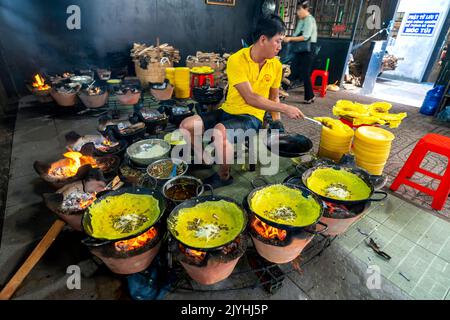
[199,109,263,132]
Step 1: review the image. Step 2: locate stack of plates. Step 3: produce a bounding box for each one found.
[353,126,395,175]
[318,123,354,162]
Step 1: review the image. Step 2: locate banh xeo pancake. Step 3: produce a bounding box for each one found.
[169,200,244,249]
[249,184,321,227]
[306,168,371,201]
[87,193,161,240]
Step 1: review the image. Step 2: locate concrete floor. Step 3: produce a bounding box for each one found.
[1,93,449,300]
[348,78,433,108]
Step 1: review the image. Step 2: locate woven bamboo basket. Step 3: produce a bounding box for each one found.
[135,57,172,88]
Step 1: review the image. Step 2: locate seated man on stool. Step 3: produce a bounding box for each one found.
[180,14,305,188]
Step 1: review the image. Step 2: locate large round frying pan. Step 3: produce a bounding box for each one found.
[246,177,327,233]
[167,185,248,251]
[265,132,313,158]
[301,164,388,206]
[81,185,167,246]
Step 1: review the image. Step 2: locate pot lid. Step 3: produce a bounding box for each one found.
[84,192,161,240]
[168,199,246,249]
[249,184,321,227]
[305,167,371,201]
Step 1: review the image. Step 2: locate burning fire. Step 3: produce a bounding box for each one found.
[79,193,97,209]
[251,216,287,241]
[325,202,350,216]
[32,74,51,91]
[87,87,102,95]
[115,227,158,252]
[48,151,98,178]
[179,244,207,262]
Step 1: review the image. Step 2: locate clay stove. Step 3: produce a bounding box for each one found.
[86,225,163,275]
[171,235,247,285]
[249,216,318,264]
[34,151,120,188]
[320,201,371,236]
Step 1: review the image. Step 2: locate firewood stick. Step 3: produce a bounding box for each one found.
[0,219,66,300]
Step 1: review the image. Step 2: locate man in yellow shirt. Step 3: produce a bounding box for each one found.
[180,15,304,188]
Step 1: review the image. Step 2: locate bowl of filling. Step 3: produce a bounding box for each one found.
[147,158,188,184]
[126,139,171,166]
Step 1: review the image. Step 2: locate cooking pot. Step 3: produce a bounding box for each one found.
[246,177,327,233]
[81,185,167,246]
[301,163,388,206]
[162,175,203,206]
[167,185,247,251]
[265,131,313,158]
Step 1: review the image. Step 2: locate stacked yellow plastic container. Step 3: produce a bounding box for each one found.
[165,67,176,86]
[353,126,395,175]
[317,118,354,162]
[174,67,191,99]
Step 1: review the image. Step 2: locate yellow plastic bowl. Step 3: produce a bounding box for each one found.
[356,159,387,176]
[318,146,345,162]
[353,150,390,164]
[322,125,354,139]
[353,138,392,153]
[353,149,390,163]
[320,139,352,149]
[355,126,395,145]
[321,132,353,142]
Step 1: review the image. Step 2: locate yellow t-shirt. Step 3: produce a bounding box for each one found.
[220,47,283,122]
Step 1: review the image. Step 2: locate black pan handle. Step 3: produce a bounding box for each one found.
[81,237,111,248]
[197,184,213,198]
[295,164,309,176]
[368,191,388,202]
[251,177,270,189]
[305,221,329,235]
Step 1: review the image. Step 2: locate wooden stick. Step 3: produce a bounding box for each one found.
[0,219,66,300]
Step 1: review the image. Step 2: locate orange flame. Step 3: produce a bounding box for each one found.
[115,227,158,252]
[32,74,51,91]
[48,151,97,178]
[325,202,349,216]
[79,193,97,209]
[102,138,115,147]
[179,244,207,261]
[251,216,287,241]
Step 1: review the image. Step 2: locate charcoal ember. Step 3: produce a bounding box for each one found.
[61,191,96,211]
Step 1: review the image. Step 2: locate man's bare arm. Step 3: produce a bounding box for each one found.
[269,88,281,121]
[235,82,304,120]
[285,36,306,42]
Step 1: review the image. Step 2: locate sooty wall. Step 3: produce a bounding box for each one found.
[0,0,263,95]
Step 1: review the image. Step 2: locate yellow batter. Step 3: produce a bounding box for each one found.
[87,193,161,240]
[306,168,371,201]
[249,184,321,227]
[170,200,245,249]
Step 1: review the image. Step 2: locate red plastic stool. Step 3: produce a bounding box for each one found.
[390,133,450,211]
[311,70,329,97]
[190,73,214,97]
